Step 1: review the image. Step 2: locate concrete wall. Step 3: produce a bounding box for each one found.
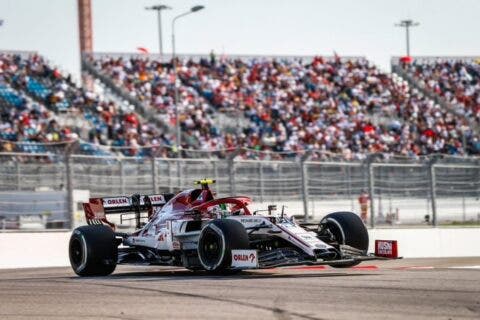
[0,231,70,269]
[369,228,480,258]
[1,228,479,269]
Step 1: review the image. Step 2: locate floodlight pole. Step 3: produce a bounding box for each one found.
[171,5,205,156]
[145,5,172,61]
[395,19,419,56]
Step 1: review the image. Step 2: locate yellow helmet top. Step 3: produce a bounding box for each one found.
[194,179,216,188]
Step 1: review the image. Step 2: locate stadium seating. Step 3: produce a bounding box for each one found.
[26,78,50,100]
[1,52,479,158]
[0,53,172,156]
[0,84,26,109]
[400,58,480,126]
[91,55,480,157]
[89,56,225,152]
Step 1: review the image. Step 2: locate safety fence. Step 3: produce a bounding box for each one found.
[0,152,479,229]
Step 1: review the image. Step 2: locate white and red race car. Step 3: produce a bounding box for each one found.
[69,179,398,276]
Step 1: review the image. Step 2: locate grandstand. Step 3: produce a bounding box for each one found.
[0,52,167,156]
[395,57,480,126]
[1,51,479,159]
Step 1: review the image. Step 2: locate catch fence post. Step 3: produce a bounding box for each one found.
[167,161,173,193]
[428,160,438,227]
[151,157,158,193]
[347,165,354,212]
[300,152,312,222]
[65,145,74,229]
[119,159,125,195]
[228,160,235,196]
[259,161,264,203]
[15,158,20,191]
[227,148,242,196]
[212,160,219,196]
[367,156,376,228]
[176,159,182,190]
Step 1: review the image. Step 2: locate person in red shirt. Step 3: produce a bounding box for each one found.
[358,190,370,224]
[124,111,139,129]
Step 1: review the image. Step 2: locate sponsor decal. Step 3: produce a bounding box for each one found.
[231,250,258,268]
[298,232,324,246]
[378,241,392,254]
[240,218,263,224]
[375,240,398,258]
[233,253,256,263]
[300,234,314,240]
[148,195,165,204]
[132,238,146,244]
[276,225,310,247]
[103,197,129,207]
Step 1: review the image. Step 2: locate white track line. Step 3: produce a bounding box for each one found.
[448,265,480,270]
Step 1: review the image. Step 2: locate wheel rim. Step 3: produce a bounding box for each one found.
[320,218,345,245]
[199,228,223,269]
[70,238,83,267]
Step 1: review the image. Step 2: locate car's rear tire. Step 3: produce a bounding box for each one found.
[197,219,249,273]
[69,225,118,276]
[320,211,369,268]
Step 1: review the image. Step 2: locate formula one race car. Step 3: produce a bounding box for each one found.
[69,180,398,276]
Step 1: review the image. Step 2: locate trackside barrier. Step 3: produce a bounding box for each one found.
[0,153,479,229]
[1,228,480,269]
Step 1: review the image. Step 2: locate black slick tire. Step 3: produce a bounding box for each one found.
[69,225,118,276]
[197,219,249,273]
[320,211,369,268]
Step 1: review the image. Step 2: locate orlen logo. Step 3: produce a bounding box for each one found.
[231,250,258,268]
[233,253,256,263]
[106,198,128,205]
[149,195,165,203]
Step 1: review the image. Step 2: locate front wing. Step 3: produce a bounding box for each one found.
[231,252,399,270]
[231,241,400,270]
[256,254,397,269]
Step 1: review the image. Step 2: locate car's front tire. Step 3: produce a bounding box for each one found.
[197,219,249,273]
[320,211,369,268]
[69,225,118,276]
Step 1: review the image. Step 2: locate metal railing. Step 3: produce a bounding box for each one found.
[0,152,479,229]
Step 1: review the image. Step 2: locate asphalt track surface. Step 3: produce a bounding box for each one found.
[1,258,480,320]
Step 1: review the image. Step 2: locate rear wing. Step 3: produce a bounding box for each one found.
[83,193,174,229]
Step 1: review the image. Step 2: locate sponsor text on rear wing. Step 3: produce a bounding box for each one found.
[83,193,174,229]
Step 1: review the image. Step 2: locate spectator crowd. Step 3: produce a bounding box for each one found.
[0,53,175,156]
[1,51,479,159]
[402,58,480,126]
[92,54,480,158]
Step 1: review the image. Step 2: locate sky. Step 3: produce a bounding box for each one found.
[1,0,480,81]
